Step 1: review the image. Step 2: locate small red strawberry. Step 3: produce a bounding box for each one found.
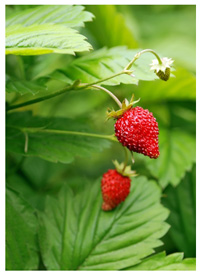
[101,169,131,211]
[114,106,159,159]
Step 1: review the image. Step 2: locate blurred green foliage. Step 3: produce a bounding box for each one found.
[6,4,196,270]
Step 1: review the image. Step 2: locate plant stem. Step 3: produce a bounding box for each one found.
[6,71,129,112]
[91,85,122,108]
[130,151,135,164]
[122,147,129,172]
[6,48,161,112]
[9,125,118,142]
[24,132,29,153]
[36,129,117,141]
[78,71,128,88]
[124,49,162,71]
[6,85,73,111]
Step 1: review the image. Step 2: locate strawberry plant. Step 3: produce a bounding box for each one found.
[5,5,196,270]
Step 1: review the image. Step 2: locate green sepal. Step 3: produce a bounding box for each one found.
[106,94,140,120]
[113,160,138,177]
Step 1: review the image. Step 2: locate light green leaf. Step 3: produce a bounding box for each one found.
[6,24,92,56]
[126,251,196,270]
[6,188,39,270]
[6,5,94,28]
[162,166,196,257]
[49,46,158,86]
[139,128,196,188]
[85,5,138,48]
[38,176,169,270]
[6,111,111,164]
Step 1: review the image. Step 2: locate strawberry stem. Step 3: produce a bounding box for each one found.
[122,147,129,172]
[130,151,135,164]
[124,49,163,71]
[91,85,122,108]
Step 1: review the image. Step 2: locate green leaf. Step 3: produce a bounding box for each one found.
[6,24,93,56]
[126,251,196,270]
[6,78,47,95]
[27,54,74,80]
[6,171,46,211]
[49,46,158,86]
[85,5,138,48]
[162,166,196,257]
[38,176,169,270]
[6,188,39,270]
[6,5,94,28]
[5,53,71,96]
[6,111,111,164]
[139,128,196,188]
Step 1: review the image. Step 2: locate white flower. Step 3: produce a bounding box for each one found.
[150,57,174,81]
[150,57,174,73]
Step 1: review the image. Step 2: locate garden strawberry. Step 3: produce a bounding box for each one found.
[101,169,131,211]
[114,106,159,159]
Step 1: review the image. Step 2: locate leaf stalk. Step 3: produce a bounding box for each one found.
[8,125,118,142]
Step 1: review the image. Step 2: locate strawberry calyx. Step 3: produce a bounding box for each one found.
[113,160,137,178]
[106,94,140,120]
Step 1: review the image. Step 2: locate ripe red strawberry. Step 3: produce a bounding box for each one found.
[101,169,131,211]
[115,106,159,159]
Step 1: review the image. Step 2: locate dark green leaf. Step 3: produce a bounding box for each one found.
[38,176,169,270]
[162,166,196,257]
[6,111,111,164]
[139,128,196,188]
[6,189,39,270]
[6,172,46,211]
[126,251,196,270]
